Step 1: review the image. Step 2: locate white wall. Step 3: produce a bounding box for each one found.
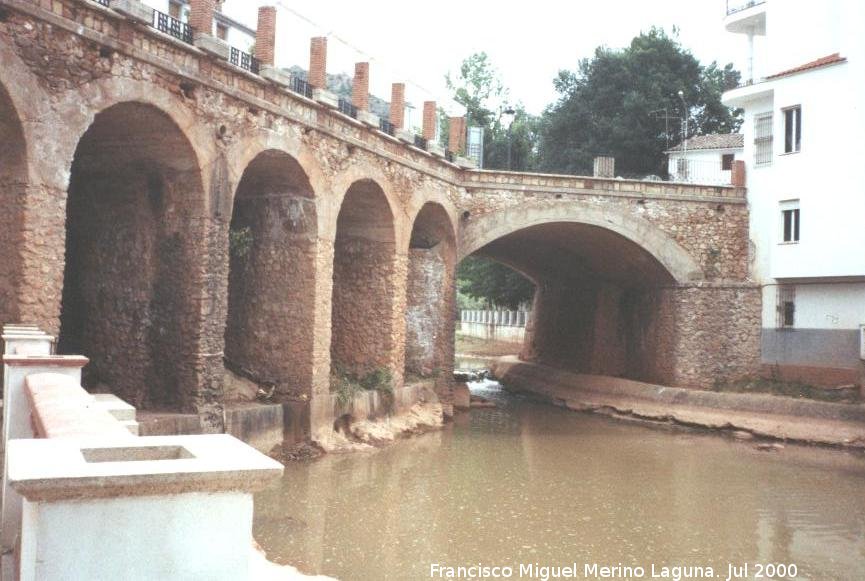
[666,148,740,185]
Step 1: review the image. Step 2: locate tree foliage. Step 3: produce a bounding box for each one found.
[445,53,539,171]
[537,27,742,177]
[457,256,534,310]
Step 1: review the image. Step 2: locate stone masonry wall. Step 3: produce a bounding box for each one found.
[404,248,446,375]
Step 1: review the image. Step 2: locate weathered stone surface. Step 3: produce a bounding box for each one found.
[0,0,760,438]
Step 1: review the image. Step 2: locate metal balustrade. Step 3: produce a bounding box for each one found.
[153,10,193,45]
[229,47,260,74]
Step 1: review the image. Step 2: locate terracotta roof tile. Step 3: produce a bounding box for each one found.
[666,133,744,153]
[766,53,847,80]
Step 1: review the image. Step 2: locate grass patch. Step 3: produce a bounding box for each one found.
[331,366,395,410]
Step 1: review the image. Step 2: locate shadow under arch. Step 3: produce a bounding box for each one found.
[58,101,206,412]
[224,149,318,399]
[330,179,398,381]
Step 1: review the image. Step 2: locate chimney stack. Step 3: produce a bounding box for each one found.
[422,101,437,141]
[448,116,466,155]
[189,0,215,37]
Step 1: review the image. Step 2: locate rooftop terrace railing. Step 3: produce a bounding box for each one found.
[413,134,428,150]
[726,0,766,16]
[379,118,396,137]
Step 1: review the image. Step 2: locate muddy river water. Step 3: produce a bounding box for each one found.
[254,379,865,581]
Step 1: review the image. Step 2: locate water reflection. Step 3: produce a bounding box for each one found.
[254,380,865,581]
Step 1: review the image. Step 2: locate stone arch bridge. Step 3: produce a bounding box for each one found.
[0,0,759,436]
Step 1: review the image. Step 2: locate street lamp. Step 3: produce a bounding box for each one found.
[677,90,689,156]
[501,107,516,170]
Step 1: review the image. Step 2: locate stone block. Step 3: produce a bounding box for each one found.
[259,65,290,86]
[111,0,154,25]
[456,155,478,169]
[357,109,380,128]
[396,128,415,144]
[193,33,230,60]
[313,88,338,109]
[425,141,445,157]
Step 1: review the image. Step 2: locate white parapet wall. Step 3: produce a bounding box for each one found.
[0,325,286,581]
[458,310,529,344]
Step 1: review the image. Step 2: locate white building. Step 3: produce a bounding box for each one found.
[664,134,743,185]
[141,0,255,53]
[722,0,865,386]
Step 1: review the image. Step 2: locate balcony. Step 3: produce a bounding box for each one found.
[725,0,766,34]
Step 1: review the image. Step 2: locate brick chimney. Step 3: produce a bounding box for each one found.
[422,101,437,141]
[189,0,215,36]
[255,6,277,67]
[352,62,369,111]
[309,37,327,90]
[448,116,466,154]
[390,83,405,129]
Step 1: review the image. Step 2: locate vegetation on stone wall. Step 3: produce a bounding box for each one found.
[457,256,534,310]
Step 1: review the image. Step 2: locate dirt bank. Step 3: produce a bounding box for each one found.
[492,356,865,449]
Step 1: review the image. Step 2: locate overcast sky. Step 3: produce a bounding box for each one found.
[223,0,748,117]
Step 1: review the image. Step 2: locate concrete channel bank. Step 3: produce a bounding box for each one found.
[492,356,865,449]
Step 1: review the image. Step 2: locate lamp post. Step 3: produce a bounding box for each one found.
[677,90,689,156]
[501,107,516,170]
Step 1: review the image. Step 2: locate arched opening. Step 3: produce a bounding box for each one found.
[58,102,205,411]
[0,83,27,328]
[330,180,397,383]
[464,221,677,383]
[224,150,318,399]
[404,203,457,380]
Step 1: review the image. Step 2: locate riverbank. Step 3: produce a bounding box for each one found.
[492,356,865,449]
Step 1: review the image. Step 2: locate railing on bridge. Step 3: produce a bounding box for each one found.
[92,0,110,6]
[664,157,735,186]
[288,77,314,99]
[379,118,395,136]
[337,97,358,119]
[413,134,427,150]
[229,47,260,75]
[153,9,193,45]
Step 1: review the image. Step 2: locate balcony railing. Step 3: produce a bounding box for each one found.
[379,118,395,136]
[229,47,259,75]
[337,97,358,119]
[288,77,313,99]
[153,10,193,44]
[93,0,109,6]
[726,0,766,16]
[413,135,427,150]
[445,150,455,163]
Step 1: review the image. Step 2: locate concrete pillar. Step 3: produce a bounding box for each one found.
[309,37,327,89]
[353,62,369,111]
[422,101,437,141]
[390,83,405,129]
[255,6,277,67]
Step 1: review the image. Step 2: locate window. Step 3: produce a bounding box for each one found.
[754,112,773,165]
[216,23,228,41]
[780,200,800,243]
[721,153,734,170]
[776,286,795,328]
[783,106,802,153]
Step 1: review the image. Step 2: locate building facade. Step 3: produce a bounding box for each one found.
[722,0,865,385]
[665,134,744,185]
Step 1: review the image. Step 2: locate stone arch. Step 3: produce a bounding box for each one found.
[403,202,457,379]
[330,178,399,383]
[58,101,207,412]
[459,203,704,284]
[0,80,28,328]
[224,149,318,399]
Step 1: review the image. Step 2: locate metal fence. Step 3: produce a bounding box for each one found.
[288,77,313,99]
[664,157,735,185]
[337,97,358,119]
[229,47,259,74]
[153,10,193,44]
[460,310,530,327]
[379,118,395,136]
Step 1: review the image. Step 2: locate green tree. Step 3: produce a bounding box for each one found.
[457,256,534,310]
[538,27,742,177]
[445,53,539,171]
